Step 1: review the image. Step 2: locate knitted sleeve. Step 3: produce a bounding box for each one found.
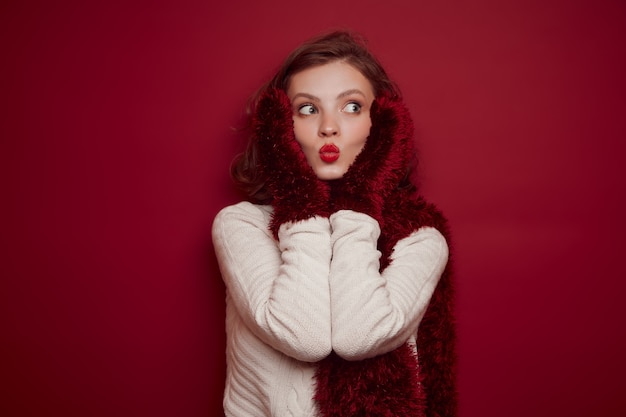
[328,210,449,360]
[212,202,333,362]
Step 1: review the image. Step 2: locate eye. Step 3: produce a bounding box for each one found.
[298,104,317,115]
[343,102,362,113]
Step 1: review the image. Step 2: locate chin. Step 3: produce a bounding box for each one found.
[315,167,346,181]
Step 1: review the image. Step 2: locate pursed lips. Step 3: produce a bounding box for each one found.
[319,143,340,163]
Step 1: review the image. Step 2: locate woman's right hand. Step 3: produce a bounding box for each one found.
[253,87,331,237]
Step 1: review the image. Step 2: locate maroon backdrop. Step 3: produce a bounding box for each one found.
[2,1,625,416]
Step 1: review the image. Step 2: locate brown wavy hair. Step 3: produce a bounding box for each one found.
[230,30,401,204]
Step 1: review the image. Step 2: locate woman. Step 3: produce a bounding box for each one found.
[212,30,456,417]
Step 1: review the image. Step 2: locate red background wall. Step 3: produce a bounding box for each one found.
[2,1,625,416]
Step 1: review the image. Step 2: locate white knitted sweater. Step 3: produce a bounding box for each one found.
[212,201,449,417]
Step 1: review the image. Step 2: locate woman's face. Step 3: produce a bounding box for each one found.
[287,61,375,180]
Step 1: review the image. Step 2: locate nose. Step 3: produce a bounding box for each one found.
[318,113,339,137]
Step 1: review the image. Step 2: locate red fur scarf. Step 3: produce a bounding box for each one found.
[313,187,457,417]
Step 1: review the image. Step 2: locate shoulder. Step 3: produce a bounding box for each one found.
[212,201,273,235]
[407,226,447,244]
[393,226,449,259]
[404,226,449,259]
[214,201,272,219]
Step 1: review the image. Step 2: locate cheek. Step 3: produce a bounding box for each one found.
[350,119,372,149]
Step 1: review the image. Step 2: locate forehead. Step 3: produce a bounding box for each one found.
[287,61,375,97]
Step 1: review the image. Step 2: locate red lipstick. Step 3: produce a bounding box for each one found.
[319,144,340,163]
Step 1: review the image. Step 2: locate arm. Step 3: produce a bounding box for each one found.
[212,202,332,362]
[328,210,448,360]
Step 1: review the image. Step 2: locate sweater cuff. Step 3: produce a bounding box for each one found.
[277,215,332,242]
[329,209,380,239]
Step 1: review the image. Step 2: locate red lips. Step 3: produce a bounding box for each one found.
[319,144,340,163]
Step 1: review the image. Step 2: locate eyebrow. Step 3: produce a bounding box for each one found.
[337,89,367,99]
[291,89,367,102]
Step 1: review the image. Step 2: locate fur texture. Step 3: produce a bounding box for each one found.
[315,344,425,417]
[381,190,457,417]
